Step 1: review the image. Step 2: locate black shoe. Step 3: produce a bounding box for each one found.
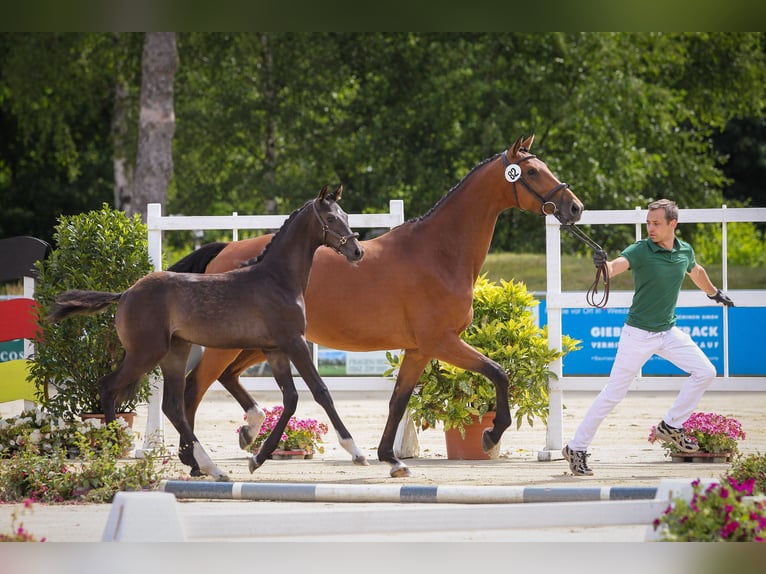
[562,445,593,476]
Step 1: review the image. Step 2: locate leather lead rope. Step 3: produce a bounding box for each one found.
[562,224,610,308]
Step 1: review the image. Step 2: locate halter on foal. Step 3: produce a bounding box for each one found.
[173,135,584,477]
[47,185,365,481]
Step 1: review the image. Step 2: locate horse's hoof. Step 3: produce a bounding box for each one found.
[353,454,370,466]
[238,425,254,450]
[248,456,262,473]
[482,429,497,453]
[214,472,230,482]
[389,463,412,478]
[189,467,203,477]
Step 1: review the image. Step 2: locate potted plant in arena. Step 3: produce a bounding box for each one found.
[29,205,155,424]
[648,411,746,463]
[386,275,580,459]
[242,406,329,459]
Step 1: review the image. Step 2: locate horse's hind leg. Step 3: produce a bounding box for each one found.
[99,352,165,423]
[219,350,269,449]
[163,339,228,481]
[287,340,368,467]
[183,348,266,450]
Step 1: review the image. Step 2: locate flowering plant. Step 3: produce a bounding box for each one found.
[653,477,766,542]
[243,406,328,454]
[0,499,45,542]
[0,412,171,503]
[0,407,134,458]
[648,412,745,454]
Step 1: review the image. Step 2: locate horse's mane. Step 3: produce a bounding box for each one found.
[406,152,501,224]
[240,200,310,268]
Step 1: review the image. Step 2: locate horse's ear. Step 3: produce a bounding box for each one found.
[510,134,535,157]
[333,184,343,202]
[510,136,524,157]
[318,184,330,201]
[522,134,535,151]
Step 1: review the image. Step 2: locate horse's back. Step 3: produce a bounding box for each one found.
[206,236,273,273]
[303,227,472,351]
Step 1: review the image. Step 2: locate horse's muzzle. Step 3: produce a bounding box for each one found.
[558,199,583,225]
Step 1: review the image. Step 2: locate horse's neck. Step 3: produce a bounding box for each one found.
[256,211,320,292]
[418,170,506,280]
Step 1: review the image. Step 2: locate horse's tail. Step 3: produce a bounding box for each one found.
[46,290,123,322]
[167,241,228,273]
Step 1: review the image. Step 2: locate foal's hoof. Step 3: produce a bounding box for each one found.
[389,462,412,478]
[238,425,255,450]
[353,454,370,466]
[248,456,262,473]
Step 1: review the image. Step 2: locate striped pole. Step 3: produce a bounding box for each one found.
[159,480,657,504]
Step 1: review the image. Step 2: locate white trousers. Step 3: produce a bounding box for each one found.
[569,324,716,451]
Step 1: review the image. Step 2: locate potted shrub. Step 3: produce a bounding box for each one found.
[28,204,155,421]
[386,275,580,459]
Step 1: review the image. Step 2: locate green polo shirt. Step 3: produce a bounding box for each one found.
[621,237,696,332]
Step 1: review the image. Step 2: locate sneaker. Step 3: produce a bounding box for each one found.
[654,420,699,453]
[562,445,593,476]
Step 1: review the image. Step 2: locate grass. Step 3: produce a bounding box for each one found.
[481,252,766,292]
[3,253,763,296]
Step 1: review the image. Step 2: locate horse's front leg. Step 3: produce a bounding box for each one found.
[162,341,229,482]
[378,350,431,478]
[248,351,299,472]
[436,339,512,452]
[288,340,368,466]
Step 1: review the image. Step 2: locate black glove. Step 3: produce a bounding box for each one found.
[708,288,734,307]
[592,249,608,268]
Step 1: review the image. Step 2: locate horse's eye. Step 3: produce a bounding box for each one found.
[527,168,538,176]
[326,215,336,223]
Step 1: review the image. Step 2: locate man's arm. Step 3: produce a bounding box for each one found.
[605,255,630,279]
[688,264,735,306]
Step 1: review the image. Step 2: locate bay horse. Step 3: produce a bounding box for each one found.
[46,185,365,481]
[173,135,584,478]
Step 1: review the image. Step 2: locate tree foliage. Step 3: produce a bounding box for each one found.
[1,33,764,254]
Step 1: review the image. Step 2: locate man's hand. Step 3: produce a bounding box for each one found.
[592,249,608,268]
[708,289,735,307]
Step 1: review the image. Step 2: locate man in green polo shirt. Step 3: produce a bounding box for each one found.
[563,199,734,476]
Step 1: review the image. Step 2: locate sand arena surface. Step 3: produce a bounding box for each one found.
[1,389,764,542]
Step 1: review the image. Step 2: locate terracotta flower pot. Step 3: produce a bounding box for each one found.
[444,411,500,460]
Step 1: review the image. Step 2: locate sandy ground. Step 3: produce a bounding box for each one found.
[1,389,765,544]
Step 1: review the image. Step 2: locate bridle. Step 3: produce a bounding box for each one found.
[312,199,359,254]
[501,148,609,308]
[501,149,570,217]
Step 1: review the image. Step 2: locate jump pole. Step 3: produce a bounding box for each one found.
[159,480,657,504]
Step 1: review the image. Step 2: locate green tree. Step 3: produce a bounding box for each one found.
[1,33,764,256]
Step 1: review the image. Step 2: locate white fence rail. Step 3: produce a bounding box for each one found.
[542,206,766,460]
[140,201,404,451]
[140,203,765,460]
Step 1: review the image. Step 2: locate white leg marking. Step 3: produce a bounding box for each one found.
[337,433,369,466]
[193,441,229,481]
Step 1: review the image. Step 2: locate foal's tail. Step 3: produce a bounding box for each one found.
[46,290,123,322]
